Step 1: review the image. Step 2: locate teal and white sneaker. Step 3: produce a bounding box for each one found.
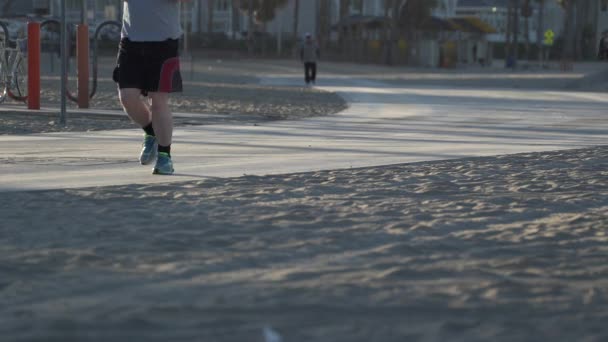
[139,134,158,165]
[153,152,174,175]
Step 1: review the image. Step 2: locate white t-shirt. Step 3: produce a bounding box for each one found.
[121,0,183,42]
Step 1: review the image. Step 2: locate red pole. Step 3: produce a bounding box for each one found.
[27,22,41,110]
[77,24,90,108]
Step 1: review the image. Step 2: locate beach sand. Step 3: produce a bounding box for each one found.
[2,145,607,341]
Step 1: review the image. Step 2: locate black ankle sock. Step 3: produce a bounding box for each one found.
[143,123,155,137]
[158,145,171,156]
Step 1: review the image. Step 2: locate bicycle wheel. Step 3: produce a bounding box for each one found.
[0,60,8,103]
[13,55,27,98]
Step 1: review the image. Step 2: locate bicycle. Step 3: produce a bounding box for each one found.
[0,36,28,103]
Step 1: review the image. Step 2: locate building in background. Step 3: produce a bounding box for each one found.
[0,0,51,17]
[49,0,122,22]
[455,0,564,45]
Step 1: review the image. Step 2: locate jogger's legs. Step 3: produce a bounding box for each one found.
[119,88,151,127]
[119,88,172,147]
[149,92,173,148]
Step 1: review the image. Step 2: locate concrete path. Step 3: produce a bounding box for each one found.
[1,72,607,192]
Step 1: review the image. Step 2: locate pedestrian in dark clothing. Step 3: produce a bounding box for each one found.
[300,33,320,85]
[599,32,608,60]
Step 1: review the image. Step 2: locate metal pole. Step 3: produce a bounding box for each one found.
[277,12,282,56]
[60,0,67,125]
[81,0,88,25]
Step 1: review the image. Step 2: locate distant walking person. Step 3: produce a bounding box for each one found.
[113,0,188,175]
[300,33,320,85]
[599,31,608,60]
[472,44,478,65]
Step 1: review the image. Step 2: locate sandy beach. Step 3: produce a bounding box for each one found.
[2,57,608,341]
[2,146,608,341]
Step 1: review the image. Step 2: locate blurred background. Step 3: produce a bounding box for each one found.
[0,0,604,68]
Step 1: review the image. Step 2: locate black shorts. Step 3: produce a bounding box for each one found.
[113,38,183,96]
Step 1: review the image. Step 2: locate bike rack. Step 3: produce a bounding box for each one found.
[2,19,121,106]
[0,20,8,57]
[90,20,121,99]
[40,19,79,103]
[0,21,9,101]
[41,19,121,103]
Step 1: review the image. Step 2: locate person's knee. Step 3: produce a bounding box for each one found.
[149,93,170,113]
[119,90,141,109]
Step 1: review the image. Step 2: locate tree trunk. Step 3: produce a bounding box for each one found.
[505,0,512,66]
[513,0,520,67]
[231,1,239,40]
[383,0,392,64]
[338,0,351,60]
[523,0,530,61]
[537,0,545,65]
[390,0,401,64]
[207,0,214,33]
[575,0,587,60]
[318,0,331,50]
[340,0,350,18]
[575,0,592,59]
[561,0,575,60]
[247,0,254,56]
[293,0,299,41]
[262,22,267,57]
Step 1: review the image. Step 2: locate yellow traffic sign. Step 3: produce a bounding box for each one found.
[544,29,554,46]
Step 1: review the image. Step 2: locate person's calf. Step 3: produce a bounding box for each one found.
[149,92,173,147]
[119,89,152,127]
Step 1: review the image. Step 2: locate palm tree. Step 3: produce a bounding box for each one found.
[238,0,289,22]
[237,0,289,55]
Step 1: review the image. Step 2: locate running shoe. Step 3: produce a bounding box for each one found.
[153,152,174,175]
[139,134,158,165]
